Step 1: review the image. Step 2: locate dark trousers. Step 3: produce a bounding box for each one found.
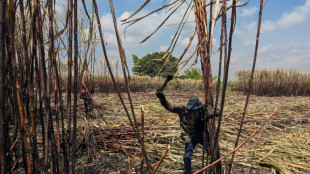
[84,99,93,114]
[183,136,209,173]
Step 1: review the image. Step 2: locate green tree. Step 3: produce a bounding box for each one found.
[132,52,178,77]
[183,68,203,80]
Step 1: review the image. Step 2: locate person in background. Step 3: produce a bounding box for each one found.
[80,85,94,117]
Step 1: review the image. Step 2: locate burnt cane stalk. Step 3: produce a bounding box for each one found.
[210,0,227,170]
[192,0,213,171]
[211,0,237,173]
[0,0,7,173]
[53,48,61,172]
[140,106,145,174]
[226,0,264,173]
[7,0,32,172]
[19,0,40,172]
[72,0,78,172]
[48,0,61,173]
[56,44,67,172]
[66,0,73,172]
[30,2,41,172]
[45,0,54,172]
[108,0,153,172]
[206,1,220,172]
[35,0,53,171]
[93,0,153,172]
[34,0,47,164]
[92,0,132,133]
[53,43,64,173]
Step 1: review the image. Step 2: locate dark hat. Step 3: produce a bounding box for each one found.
[185,96,202,110]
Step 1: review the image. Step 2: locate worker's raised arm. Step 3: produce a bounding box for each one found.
[156,89,183,114]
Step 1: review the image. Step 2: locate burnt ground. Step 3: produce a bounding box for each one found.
[72,91,309,174]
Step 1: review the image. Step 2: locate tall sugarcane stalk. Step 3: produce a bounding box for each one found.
[204,0,226,172]
[57,54,68,173]
[66,0,73,172]
[53,36,66,174]
[48,0,61,173]
[7,0,32,172]
[34,0,47,164]
[210,0,227,172]
[192,1,217,172]
[226,0,264,173]
[0,0,7,173]
[105,0,153,171]
[43,0,54,172]
[208,0,237,173]
[56,36,69,171]
[93,0,154,172]
[140,106,145,173]
[52,44,61,172]
[72,0,78,172]
[34,0,54,171]
[19,0,40,173]
[206,1,215,170]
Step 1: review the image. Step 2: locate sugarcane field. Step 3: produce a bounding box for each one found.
[0,0,310,174]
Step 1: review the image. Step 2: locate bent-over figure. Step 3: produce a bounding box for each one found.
[156,89,219,173]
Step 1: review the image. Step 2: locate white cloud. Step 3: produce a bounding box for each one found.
[100,13,114,32]
[55,3,66,20]
[160,45,169,51]
[231,56,239,64]
[89,1,310,79]
[240,6,258,17]
[261,20,276,33]
[300,0,310,14]
[262,0,310,32]
[258,44,272,54]
[244,40,255,46]
[120,12,131,21]
[246,21,256,31]
[94,2,198,62]
[277,11,306,29]
[285,54,309,64]
[180,37,190,47]
[255,43,310,72]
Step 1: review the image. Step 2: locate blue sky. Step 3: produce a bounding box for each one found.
[55,0,310,80]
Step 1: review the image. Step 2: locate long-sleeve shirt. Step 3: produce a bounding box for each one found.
[80,91,91,101]
[158,93,218,143]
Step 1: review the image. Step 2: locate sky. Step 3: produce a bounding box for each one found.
[55,0,310,80]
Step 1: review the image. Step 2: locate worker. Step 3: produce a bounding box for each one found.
[80,85,94,117]
[156,89,219,173]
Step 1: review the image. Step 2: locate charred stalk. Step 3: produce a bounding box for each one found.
[0,0,7,173]
[226,0,264,173]
[66,0,73,172]
[7,0,32,172]
[19,0,40,173]
[72,0,78,172]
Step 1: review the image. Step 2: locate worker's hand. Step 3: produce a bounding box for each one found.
[207,108,220,118]
[156,89,164,98]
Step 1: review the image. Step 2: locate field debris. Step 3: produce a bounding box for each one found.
[73,92,310,173]
[76,125,141,155]
[256,130,310,174]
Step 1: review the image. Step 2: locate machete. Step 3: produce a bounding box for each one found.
[159,75,173,91]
